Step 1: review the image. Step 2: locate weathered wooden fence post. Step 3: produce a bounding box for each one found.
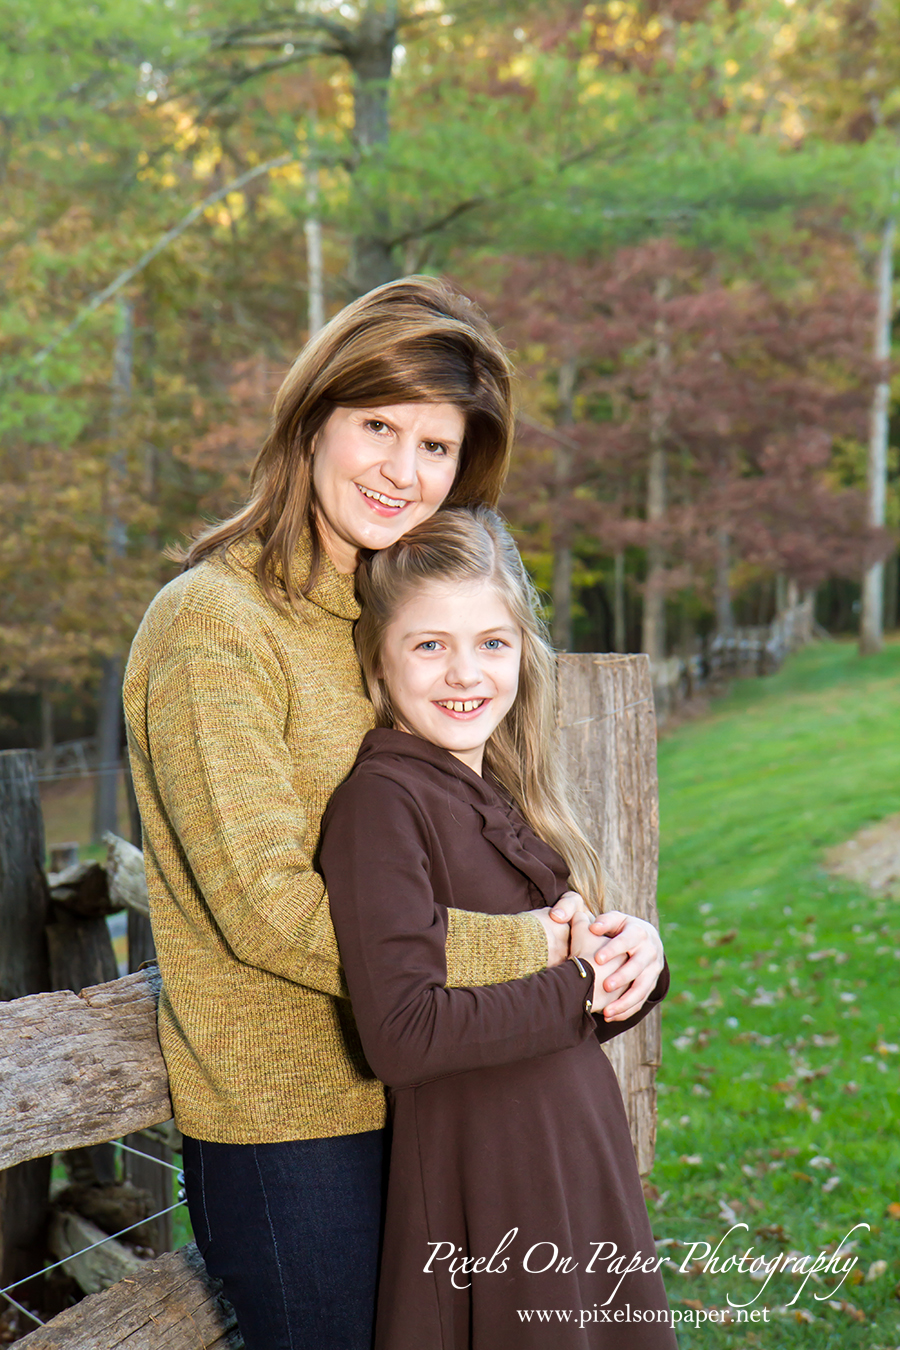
[556,654,662,1175]
[0,750,52,1310]
[120,770,173,1255]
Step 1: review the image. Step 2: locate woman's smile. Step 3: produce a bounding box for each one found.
[355,482,411,514]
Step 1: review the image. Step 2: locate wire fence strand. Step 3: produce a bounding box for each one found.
[0,1200,184,1302]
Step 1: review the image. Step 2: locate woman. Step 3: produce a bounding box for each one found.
[123,276,664,1350]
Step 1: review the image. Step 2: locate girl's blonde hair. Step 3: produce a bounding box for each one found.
[178,276,515,610]
[354,506,606,913]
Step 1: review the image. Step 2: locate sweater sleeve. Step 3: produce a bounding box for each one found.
[320,773,598,1088]
[132,612,348,998]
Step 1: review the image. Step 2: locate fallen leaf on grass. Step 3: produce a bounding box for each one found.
[886,1202,900,1220]
[827,1299,865,1322]
[783,1307,817,1324]
[755,1223,787,1242]
[866,1260,888,1282]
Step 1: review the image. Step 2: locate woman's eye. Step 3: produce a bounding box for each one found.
[422,441,447,456]
[365,419,389,434]
[483,638,506,651]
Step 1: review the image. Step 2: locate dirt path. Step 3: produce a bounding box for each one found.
[824,812,900,897]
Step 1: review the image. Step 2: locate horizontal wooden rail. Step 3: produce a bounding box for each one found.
[13,1243,241,1349]
[0,966,171,1170]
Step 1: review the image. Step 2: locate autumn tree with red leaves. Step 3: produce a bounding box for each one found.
[477,240,890,656]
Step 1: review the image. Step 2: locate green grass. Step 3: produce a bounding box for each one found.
[651,640,900,1348]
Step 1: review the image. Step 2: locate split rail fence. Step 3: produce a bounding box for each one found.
[650,597,816,725]
[1,654,661,1348]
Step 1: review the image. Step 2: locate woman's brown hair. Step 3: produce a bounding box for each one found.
[179,276,515,609]
[354,506,607,913]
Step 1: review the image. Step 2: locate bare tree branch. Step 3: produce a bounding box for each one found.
[205,11,354,48]
[517,413,583,452]
[31,154,296,367]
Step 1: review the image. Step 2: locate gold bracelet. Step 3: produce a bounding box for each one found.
[568,955,594,1012]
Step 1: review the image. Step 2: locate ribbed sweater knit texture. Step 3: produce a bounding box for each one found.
[123,531,548,1143]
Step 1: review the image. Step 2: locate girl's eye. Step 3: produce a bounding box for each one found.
[416,640,441,652]
[483,638,507,651]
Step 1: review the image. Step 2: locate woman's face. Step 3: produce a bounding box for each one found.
[378,577,522,776]
[311,402,466,572]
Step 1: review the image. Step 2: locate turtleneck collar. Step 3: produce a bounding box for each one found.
[227,529,359,622]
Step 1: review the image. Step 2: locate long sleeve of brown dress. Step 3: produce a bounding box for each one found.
[319,728,675,1350]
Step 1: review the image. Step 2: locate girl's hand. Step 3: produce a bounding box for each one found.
[574,910,665,1022]
[569,917,629,1014]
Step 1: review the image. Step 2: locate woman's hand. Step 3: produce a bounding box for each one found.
[530,896,579,966]
[529,890,588,966]
[571,910,665,1022]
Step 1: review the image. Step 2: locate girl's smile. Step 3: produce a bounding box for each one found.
[378,578,522,774]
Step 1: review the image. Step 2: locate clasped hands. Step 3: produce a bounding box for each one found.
[533,892,665,1022]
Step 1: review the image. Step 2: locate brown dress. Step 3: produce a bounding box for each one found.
[319,729,676,1350]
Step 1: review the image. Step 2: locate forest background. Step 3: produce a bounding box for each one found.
[2,0,900,786]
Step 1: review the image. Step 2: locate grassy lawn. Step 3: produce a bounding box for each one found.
[652,640,900,1348]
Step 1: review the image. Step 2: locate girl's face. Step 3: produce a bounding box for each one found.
[379,577,522,775]
[311,403,466,573]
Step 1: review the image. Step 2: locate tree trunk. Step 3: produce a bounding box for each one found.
[40,691,54,773]
[860,213,894,656]
[714,527,735,635]
[641,279,671,664]
[613,552,626,653]
[0,751,52,1313]
[305,116,325,336]
[92,657,123,843]
[347,1,399,295]
[551,360,577,650]
[93,296,133,840]
[885,550,899,631]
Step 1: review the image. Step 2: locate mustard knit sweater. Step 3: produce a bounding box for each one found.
[123,532,548,1143]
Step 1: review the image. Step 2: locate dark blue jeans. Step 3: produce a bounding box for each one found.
[182,1129,386,1350]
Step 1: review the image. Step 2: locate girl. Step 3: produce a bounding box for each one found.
[319,506,675,1349]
